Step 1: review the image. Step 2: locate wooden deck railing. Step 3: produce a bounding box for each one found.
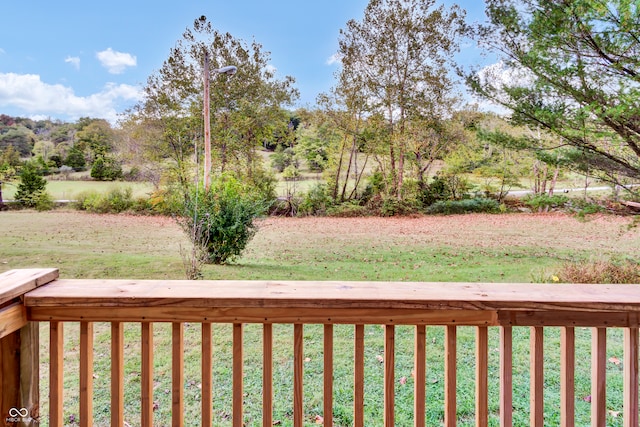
[1,268,639,426]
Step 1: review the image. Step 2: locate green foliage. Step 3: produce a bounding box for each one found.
[420,174,453,206]
[298,183,334,216]
[74,187,135,214]
[469,0,640,182]
[65,146,86,170]
[426,198,501,215]
[180,175,268,264]
[281,164,300,181]
[14,162,48,208]
[523,194,569,212]
[270,145,297,173]
[90,155,123,181]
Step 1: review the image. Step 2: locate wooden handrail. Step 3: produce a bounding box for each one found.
[0,270,639,426]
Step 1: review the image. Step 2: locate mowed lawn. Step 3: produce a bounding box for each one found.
[1,211,639,426]
[1,210,637,282]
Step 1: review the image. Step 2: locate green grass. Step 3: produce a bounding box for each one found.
[1,211,637,426]
[2,179,154,201]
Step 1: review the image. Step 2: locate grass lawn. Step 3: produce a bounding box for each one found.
[1,211,638,426]
[2,179,154,201]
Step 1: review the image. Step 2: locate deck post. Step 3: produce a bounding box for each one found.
[0,322,39,427]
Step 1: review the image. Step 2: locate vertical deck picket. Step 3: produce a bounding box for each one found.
[444,325,457,427]
[263,324,273,427]
[111,322,125,427]
[141,322,154,427]
[171,323,184,427]
[323,324,333,427]
[354,324,365,427]
[79,322,93,427]
[561,327,575,427]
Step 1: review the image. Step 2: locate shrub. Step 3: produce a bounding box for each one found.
[426,198,500,215]
[74,187,134,213]
[179,176,268,265]
[298,184,333,216]
[91,155,123,181]
[556,260,640,284]
[327,202,368,217]
[523,194,569,212]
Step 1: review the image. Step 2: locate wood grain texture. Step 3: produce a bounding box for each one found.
[624,327,638,427]
[354,325,364,427]
[0,268,58,306]
[201,323,212,427]
[79,322,93,427]
[500,326,513,427]
[530,327,544,427]
[263,324,273,427]
[49,321,63,427]
[323,324,333,427]
[171,323,184,427]
[233,323,243,427]
[141,322,153,427]
[25,279,640,312]
[591,328,607,427]
[560,327,575,427]
[0,302,27,339]
[384,325,395,427]
[294,324,303,427]
[475,326,488,427]
[111,322,124,427]
[414,325,426,427]
[444,325,457,427]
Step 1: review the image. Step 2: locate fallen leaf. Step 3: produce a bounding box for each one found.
[609,410,620,418]
[305,357,311,362]
[608,356,621,365]
[376,355,384,363]
[315,415,324,424]
[583,395,592,403]
[399,376,407,385]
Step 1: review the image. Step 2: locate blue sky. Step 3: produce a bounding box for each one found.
[0,1,491,124]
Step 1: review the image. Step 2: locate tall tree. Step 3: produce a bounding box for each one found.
[130,16,298,191]
[467,0,640,188]
[336,0,465,198]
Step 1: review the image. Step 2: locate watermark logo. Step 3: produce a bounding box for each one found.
[6,407,31,423]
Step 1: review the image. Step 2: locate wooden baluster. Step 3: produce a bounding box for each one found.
[233,323,243,427]
[111,322,125,427]
[444,325,456,427]
[202,323,212,427]
[172,323,184,427]
[49,321,64,427]
[530,327,544,427]
[263,324,273,427]
[354,325,365,427]
[141,322,154,427]
[414,325,426,427]
[384,325,395,427]
[294,324,304,427]
[561,327,575,427]
[500,326,513,427]
[79,322,93,427]
[624,327,638,427]
[323,324,333,427]
[591,327,607,427]
[476,326,488,427]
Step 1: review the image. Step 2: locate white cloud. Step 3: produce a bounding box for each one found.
[65,56,81,70]
[96,48,137,74]
[0,48,5,55]
[326,53,342,66]
[0,72,143,123]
